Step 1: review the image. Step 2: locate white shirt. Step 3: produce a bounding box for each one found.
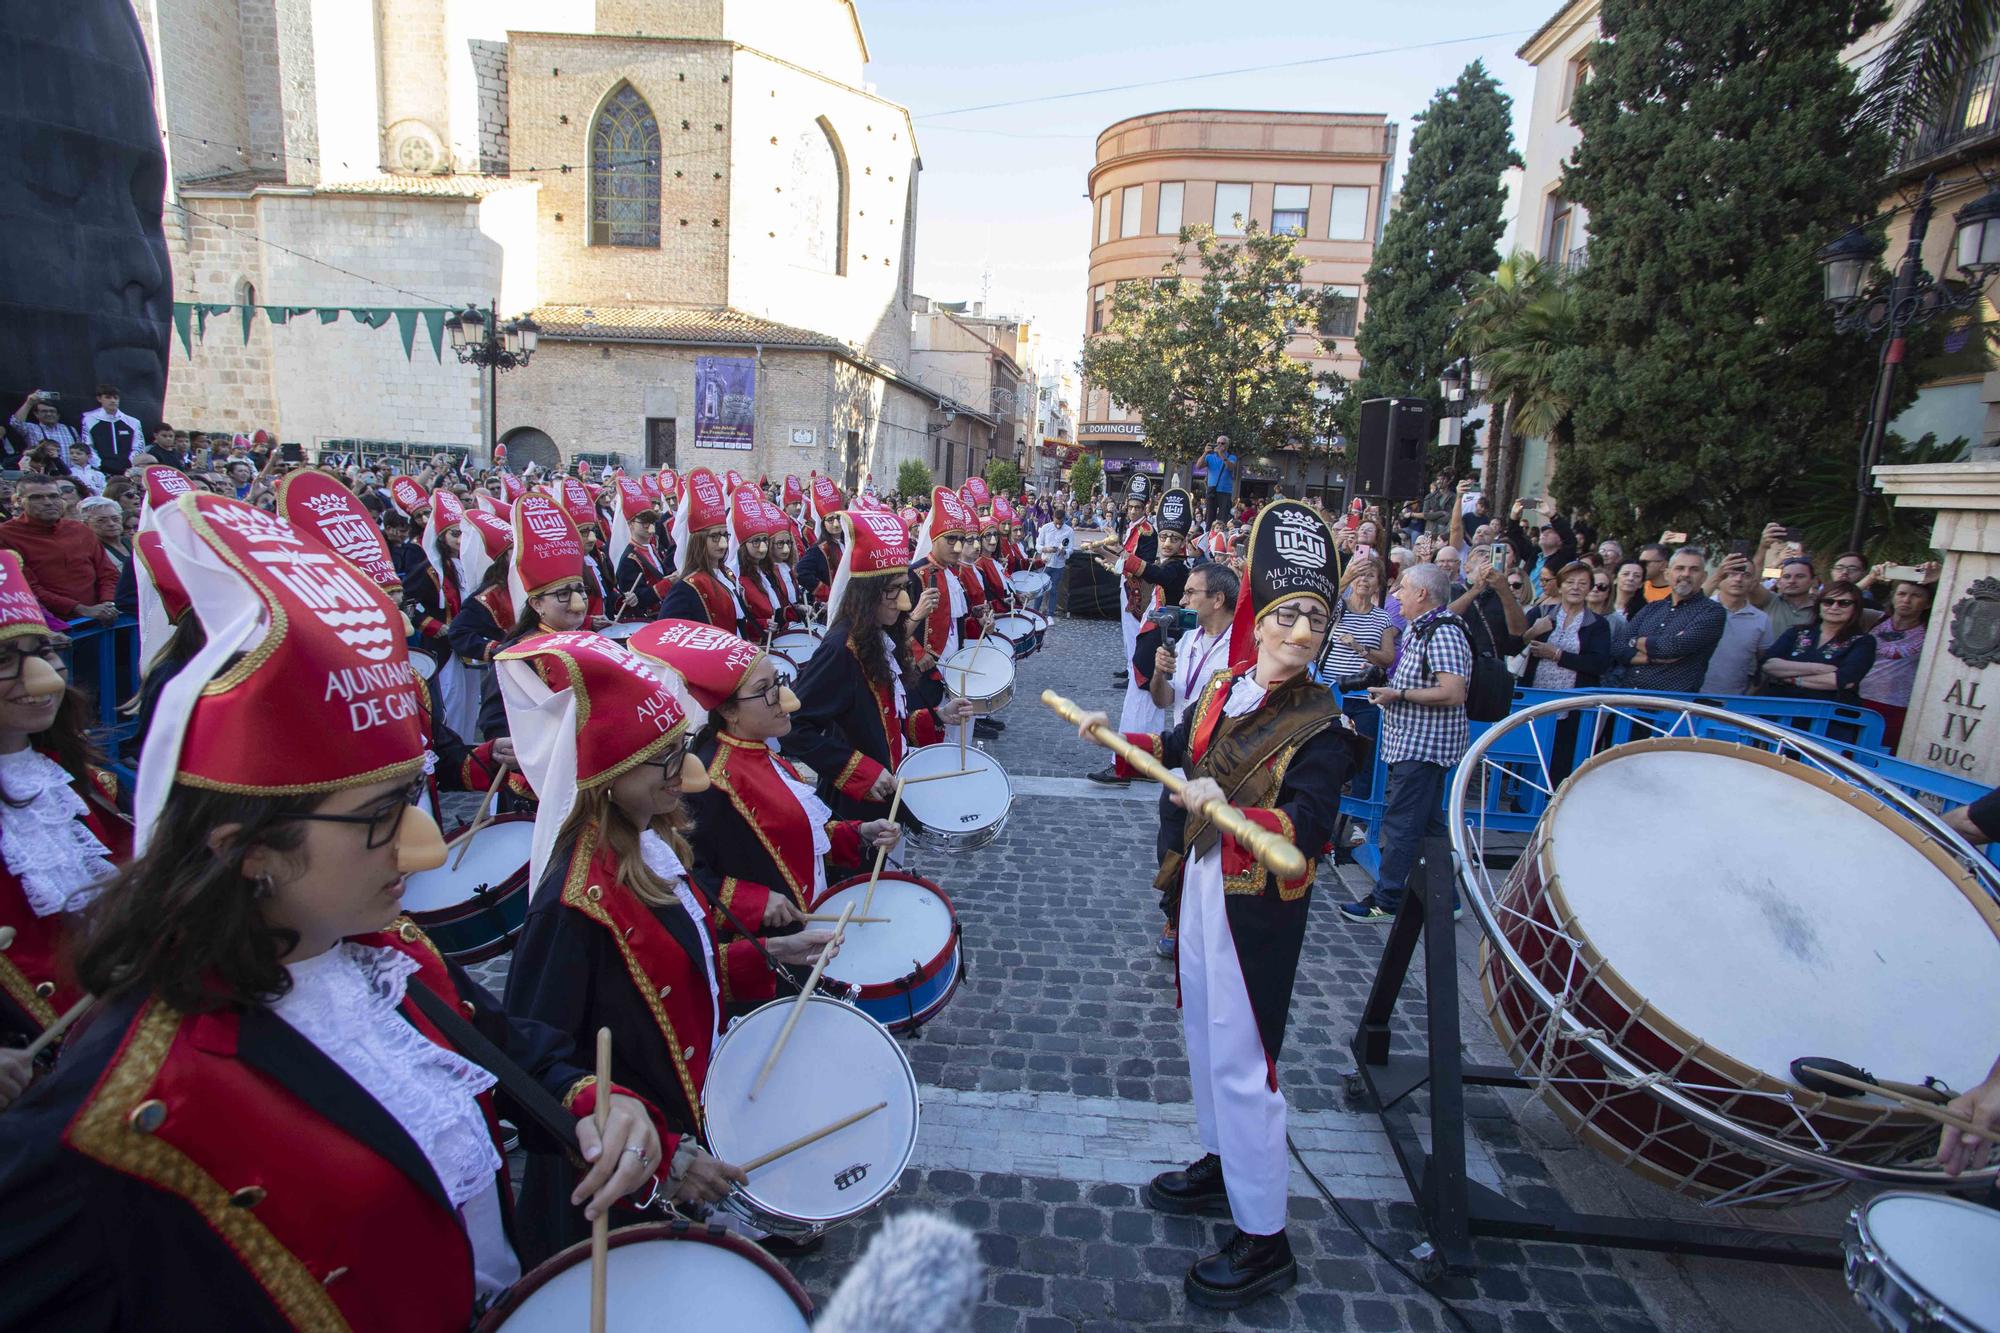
[940,562,967,656]
[1037,522,1075,569]
[0,749,115,917]
[639,831,722,1060]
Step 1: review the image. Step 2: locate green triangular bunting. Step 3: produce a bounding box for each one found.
[422,309,446,362]
[319,308,343,325]
[172,304,192,356]
[353,308,393,330]
[394,309,418,360]
[239,304,254,342]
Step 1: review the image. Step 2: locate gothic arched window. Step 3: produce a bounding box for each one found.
[590,83,661,248]
[787,118,846,274]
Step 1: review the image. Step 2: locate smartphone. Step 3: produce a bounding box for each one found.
[1782,526,1802,544]
[1883,564,1927,582]
[1727,539,1755,559]
[1661,530,1689,545]
[280,442,304,462]
[1489,541,1509,568]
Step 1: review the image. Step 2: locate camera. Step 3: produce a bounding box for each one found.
[35,390,57,403]
[1149,606,1196,633]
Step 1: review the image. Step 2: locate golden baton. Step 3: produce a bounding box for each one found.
[1042,689,1307,882]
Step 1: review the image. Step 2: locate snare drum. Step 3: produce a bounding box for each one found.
[702,996,920,1237]
[598,621,646,642]
[895,743,1012,851]
[478,1221,812,1330]
[1844,1192,2000,1332]
[1020,607,1050,653]
[408,651,438,681]
[769,628,823,683]
[938,642,1014,715]
[812,870,963,1031]
[400,814,533,962]
[1483,738,2000,1201]
[991,612,1039,659]
[1007,569,1050,602]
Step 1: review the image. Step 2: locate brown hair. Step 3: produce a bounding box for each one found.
[556,784,696,908]
[836,572,916,694]
[1817,578,1867,642]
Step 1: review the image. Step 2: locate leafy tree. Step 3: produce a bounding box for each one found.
[1454,252,1579,511]
[1081,220,1342,484]
[983,457,1022,497]
[895,458,932,500]
[1551,0,1900,543]
[1345,61,1520,437]
[1068,453,1103,501]
[1856,0,2000,140]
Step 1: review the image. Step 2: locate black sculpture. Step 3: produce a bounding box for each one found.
[0,4,173,430]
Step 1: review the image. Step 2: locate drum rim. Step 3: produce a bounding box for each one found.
[475,1218,815,1328]
[813,869,960,994]
[895,744,1013,834]
[1450,697,2000,1189]
[938,644,1017,700]
[1527,738,1972,1128]
[1849,1191,1999,1331]
[403,812,537,911]
[700,995,921,1224]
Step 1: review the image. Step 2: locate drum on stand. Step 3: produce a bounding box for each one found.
[1844,1192,2000,1332]
[1478,736,2000,1202]
[938,642,1014,715]
[701,996,920,1238]
[769,628,823,683]
[477,1221,812,1330]
[894,743,1011,851]
[812,870,963,1031]
[990,612,1039,659]
[400,813,534,961]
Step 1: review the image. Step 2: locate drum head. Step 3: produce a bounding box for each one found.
[1545,742,2000,1091]
[409,652,438,680]
[704,998,918,1224]
[1007,570,1049,597]
[599,622,644,641]
[896,744,1010,831]
[401,819,534,911]
[483,1226,811,1330]
[939,645,1014,700]
[992,613,1036,642]
[772,630,821,659]
[813,875,955,986]
[1861,1193,2000,1327]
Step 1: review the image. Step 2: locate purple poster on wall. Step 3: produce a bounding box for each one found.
[694,355,756,451]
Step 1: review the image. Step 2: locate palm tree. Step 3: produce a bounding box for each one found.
[1453,252,1579,512]
[1857,0,2000,143]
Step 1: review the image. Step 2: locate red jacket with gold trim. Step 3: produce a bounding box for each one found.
[690,732,870,910]
[782,622,948,822]
[0,762,129,1045]
[913,560,986,660]
[0,920,639,1331]
[658,569,738,633]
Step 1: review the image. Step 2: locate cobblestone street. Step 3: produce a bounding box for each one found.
[467,615,1874,1332]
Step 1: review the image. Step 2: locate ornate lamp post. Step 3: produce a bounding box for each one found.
[444,303,542,463]
[1818,175,2000,551]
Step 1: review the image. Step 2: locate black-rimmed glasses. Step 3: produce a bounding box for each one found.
[637,742,692,774]
[289,778,426,849]
[1267,606,1330,633]
[535,583,589,604]
[0,639,69,682]
[729,678,785,708]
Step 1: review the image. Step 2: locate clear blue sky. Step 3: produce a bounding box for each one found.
[859,0,1559,372]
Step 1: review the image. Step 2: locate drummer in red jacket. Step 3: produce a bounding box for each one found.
[0,494,664,1331]
[0,550,129,1111]
[497,629,834,1264]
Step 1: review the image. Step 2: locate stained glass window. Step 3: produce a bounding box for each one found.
[590,84,661,247]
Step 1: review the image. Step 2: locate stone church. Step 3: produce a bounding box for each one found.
[139,0,1004,488]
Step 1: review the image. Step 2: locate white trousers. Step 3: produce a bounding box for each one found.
[439,657,481,744]
[1179,845,1290,1236]
[1117,677,1167,737]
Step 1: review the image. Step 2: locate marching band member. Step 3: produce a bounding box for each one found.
[1089,486,1198,785]
[445,510,517,667]
[612,506,673,621]
[475,495,592,741]
[910,487,989,743]
[557,479,613,624]
[973,515,1013,611]
[787,510,973,822]
[659,467,742,631]
[416,490,482,739]
[128,529,200,748]
[0,493,663,1330]
[497,630,832,1263]
[794,473,846,607]
[0,551,127,1111]
[729,487,779,643]
[768,507,806,627]
[654,467,681,570]
[633,620,900,916]
[1071,500,1352,1310]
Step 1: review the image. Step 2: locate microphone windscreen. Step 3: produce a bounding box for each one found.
[815,1210,983,1333]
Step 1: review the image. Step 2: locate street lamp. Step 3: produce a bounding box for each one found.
[444,303,541,462]
[1818,174,2000,551]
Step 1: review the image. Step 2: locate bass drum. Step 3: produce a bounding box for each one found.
[1482,737,2000,1201]
[478,1221,812,1330]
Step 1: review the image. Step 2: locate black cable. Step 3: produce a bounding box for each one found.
[1285,1130,1477,1333]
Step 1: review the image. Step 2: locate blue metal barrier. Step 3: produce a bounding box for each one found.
[1333,684,1949,879]
[61,615,141,759]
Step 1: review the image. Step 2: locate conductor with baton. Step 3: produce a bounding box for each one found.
[1054,499,1353,1310]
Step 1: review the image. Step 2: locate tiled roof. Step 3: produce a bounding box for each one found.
[314,174,537,198]
[1517,0,1597,59]
[530,304,847,350]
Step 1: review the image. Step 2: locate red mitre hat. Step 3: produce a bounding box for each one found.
[829,507,911,612]
[139,464,194,530]
[130,532,191,623]
[388,475,429,517]
[898,505,920,529]
[783,474,803,506]
[431,488,465,531]
[809,472,845,519]
[464,511,513,559]
[0,551,52,642]
[683,468,728,532]
[628,619,764,715]
[510,493,584,603]
[558,476,598,530]
[134,494,424,850]
[758,498,790,538]
[279,468,402,591]
[460,510,512,601]
[725,469,746,495]
[727,485,764,545]
[992,495,1015,525]
[614,476,651,521]
[500,471,526,502]
[928,486,974,538]
[641,472,662,499]
[963,477,991,510]
[658,467,681,501]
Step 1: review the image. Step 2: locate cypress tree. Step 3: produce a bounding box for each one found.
[1552,0,1894,541]
[1347,61,1519,439]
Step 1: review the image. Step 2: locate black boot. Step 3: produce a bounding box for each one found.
[1085,764,1131,787]
[1145,1152,1229,1215]
[1185,1227,1297,1310]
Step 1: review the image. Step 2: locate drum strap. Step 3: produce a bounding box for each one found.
[403,983,586,1170]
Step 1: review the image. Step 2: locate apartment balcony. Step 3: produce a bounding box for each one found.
[1894,47,2000,176]
[1562,243,1589,274]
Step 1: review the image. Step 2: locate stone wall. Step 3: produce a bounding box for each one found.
[152,0,253,183]
[164,196,280,434]
[469,38,510,173]
[376,0,451,172]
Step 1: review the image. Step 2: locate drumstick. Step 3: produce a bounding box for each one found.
[1042,689,1306,882]
[1797,1066,2000,1142]
[740,1101,888,1172]
[590,1026,611,1333]
[897,767,975,783]
[800,912,891,924]
[750,900,853,1099]
[861,780,907,917]
[449,760,511,870]
[24,994,93,1059]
